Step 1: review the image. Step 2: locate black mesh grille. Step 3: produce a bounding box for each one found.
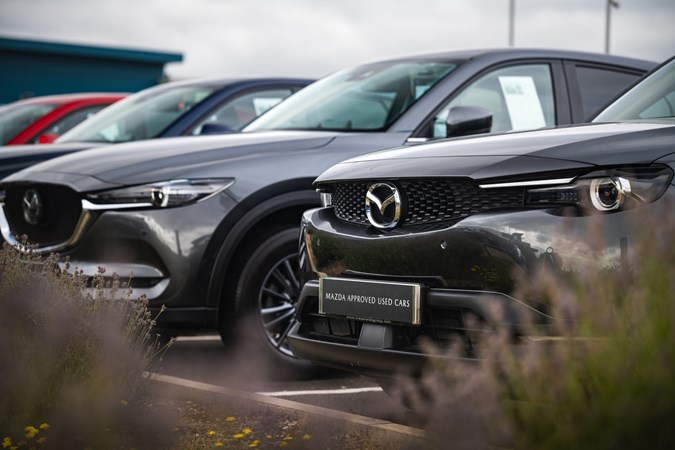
[331,179,525,228]
[3,184,83,247]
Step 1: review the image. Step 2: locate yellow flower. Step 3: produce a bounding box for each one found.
[215,443,223,447]
[302,434,312,440]
[24,426,39,439]
[266,434,273,439]
[225,416,236,422]
[38,424,49,430]
[249,440,259,448]
[2,437,12,448]
[243,428,252,435]
[37,437,47,444]
[233,433,244,439]
[208,431,216,436]
[283,435,293,441]
[279,442,288,448]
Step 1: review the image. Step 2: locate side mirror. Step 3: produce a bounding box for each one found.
[198,123,235,136]
[37,133,60,144]
[446,106,493,137]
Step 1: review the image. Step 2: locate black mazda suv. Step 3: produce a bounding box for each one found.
[289,56,675,379]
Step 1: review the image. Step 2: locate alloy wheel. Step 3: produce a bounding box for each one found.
[256,252,301,357]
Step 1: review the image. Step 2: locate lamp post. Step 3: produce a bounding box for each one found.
[509,0,515,47]
[605,0,620,54]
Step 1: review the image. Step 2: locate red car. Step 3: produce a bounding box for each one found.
[0,93,126,145]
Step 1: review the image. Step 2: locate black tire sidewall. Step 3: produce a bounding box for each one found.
[231,227,313,374]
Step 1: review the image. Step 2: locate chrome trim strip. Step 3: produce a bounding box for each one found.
[318,278,325,315]
[0,204,96,253]
[411,284,421,325]
[406,137,431,144]
[479,177,575,189]
[82,199,153,210]
[79,279,170,301]
[0,205,13,244]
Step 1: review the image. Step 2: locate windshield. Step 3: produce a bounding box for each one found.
[57,85,216,143]
[244,60,458,132]
[0,102,58,145]
[594,58,675,123]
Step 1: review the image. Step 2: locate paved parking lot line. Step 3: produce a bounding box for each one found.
[256,386,383,397]
[145,372,424,439]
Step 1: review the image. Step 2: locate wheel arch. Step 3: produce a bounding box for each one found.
[202,179,321,319]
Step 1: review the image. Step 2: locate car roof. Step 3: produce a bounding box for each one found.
[143,77,315,91]
[6,93,128,106]
[367,48,654,71]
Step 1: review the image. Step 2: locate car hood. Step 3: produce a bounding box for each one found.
[0,142,105,180]
[316,122,675,183]
[3,131,338,191]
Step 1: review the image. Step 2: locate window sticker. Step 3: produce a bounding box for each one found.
[253,97,283,116]
[498,76,547,131]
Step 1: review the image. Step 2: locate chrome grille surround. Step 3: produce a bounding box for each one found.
[0,184,91,252]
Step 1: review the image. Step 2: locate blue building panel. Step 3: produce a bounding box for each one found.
[0,37,183,103]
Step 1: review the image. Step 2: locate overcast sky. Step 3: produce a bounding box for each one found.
[1,0,673,80]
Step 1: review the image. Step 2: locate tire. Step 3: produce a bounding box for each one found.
[221,227,317,378]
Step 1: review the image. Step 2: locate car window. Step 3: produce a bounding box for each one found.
[30,105,107,142]
[57,86,216,143]
[0,103,57,145]
[594,58,675,122]
[639,91,675,118]
[190,89,293,135]
[244,61,459,132]
[429,64,555,138]
[575,65,642,119]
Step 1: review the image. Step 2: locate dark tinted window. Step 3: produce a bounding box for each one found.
[576,66,640,119]
[595,58,675,122]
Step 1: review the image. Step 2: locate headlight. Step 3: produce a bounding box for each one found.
[588,177,631,211]
[84,179,234,210]
[524,166,672,213]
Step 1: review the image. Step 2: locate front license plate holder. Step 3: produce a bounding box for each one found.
[319,277,422,325]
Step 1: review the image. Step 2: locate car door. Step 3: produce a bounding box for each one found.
[408,59,571,141]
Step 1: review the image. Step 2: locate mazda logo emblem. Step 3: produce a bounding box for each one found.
[22,189,44,225]
[365,182,403,229]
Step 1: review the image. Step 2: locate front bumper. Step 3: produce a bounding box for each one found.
[289,279,555,378]
[289,198,666,376]
[1,190,239,332]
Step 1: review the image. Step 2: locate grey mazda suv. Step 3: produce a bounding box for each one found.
[0,49,653,372]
